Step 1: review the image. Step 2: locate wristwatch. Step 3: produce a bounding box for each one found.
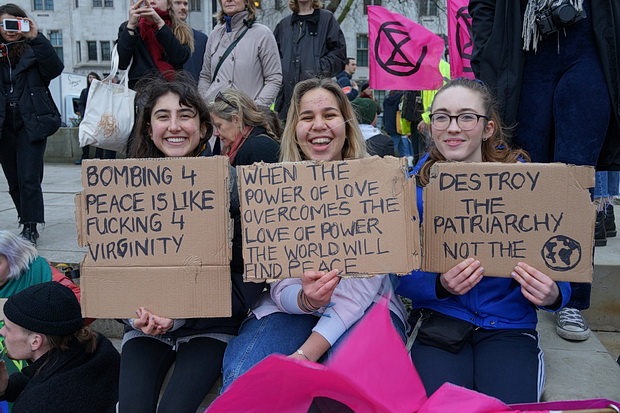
[296,349,310,361]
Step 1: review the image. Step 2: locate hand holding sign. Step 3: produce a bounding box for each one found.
[302,269,340,309]
[511,262,560,307]
[440,258,484,296]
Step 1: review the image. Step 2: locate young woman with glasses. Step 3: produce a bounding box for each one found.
[395,78,572,404]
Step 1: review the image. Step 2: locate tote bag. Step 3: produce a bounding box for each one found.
[78,45,135,154]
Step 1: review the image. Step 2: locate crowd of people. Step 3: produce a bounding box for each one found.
[0,0,619,411]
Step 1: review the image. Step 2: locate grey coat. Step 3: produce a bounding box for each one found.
[198,11,282,107]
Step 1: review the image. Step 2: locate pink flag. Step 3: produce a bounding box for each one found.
[206,297,427,413]
[447,0,475,79]
[368,6,444,91]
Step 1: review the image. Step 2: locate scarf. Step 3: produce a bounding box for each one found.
[522,0,584,51]
[0,256,52,298]
[139,9,176,80]
[223,15,233,32]
[225,126,253,165]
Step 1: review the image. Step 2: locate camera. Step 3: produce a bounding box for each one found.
[535,1,586,37]
[2,19,30,32]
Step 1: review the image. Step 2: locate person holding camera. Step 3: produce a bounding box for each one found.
[469,0,620,342]
[0,4,63,246]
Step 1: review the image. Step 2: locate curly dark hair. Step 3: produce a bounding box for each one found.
[129,71,213,159]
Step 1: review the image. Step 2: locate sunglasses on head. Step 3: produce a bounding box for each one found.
[215,91,237,110]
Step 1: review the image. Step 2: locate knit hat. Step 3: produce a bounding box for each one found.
[352,98,378,125]
[4,282,84,336]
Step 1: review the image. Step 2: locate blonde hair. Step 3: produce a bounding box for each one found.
[279,78,368,162]
[288,0,322,13]
[215,0,256,24]
[207,89,278,142]
[418,78,530,186]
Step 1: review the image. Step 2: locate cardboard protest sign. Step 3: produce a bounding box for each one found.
[423,162,595,283]
[238,156,419,281]
[75,157,232,318]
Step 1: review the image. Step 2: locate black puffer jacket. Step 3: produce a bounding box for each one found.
[0,33,63,142]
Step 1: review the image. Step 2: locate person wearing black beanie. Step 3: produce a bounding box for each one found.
[0,282,120,412]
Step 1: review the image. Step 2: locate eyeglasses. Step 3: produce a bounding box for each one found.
[429,113,488,131]
[215,91,237,110]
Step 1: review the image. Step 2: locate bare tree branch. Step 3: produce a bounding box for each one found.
[336,0,355,24]
[324,0,341,13]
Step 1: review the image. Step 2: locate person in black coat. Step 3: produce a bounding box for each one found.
[116,0,193,89]
[469,0,620,342]
[469,0,620,171]
[0,282,120,412]
[273,0,346,120]
[0,4,63,246]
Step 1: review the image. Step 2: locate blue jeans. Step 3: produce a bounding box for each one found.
[594,171,620,198]
[221,309,406,392]
[390,134,413,158]
[515,0,609,166]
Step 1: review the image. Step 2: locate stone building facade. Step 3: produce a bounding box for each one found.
[23,0,446,82]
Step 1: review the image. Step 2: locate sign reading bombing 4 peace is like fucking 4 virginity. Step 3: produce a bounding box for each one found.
[75,157,233,319]
[238,157,420,281]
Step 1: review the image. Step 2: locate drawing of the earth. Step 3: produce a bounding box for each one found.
[541,235,582,271]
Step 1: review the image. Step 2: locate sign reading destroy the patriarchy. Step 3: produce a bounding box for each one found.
[238,157,420,281]
[423,162,595,283]
[75,157,233,318]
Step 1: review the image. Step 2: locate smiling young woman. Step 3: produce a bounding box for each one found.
[220,78,407,393]
[396,78,571,404]
[121,73,265,412]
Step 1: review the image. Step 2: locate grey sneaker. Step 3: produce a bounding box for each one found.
[556,308,591,341]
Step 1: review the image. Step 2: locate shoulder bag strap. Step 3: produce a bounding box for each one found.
[212,26,250,82]
[102,44,132,93]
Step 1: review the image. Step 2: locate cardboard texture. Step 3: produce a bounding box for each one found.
[238,156,420,281]
[75,157,233,318]
[423,162,595,283]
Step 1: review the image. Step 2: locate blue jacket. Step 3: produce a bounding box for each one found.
[396,155,571,330]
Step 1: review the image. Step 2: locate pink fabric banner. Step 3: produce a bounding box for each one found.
[206,297,427,413]
[205,296,618,412]
[368,6,444,91]
[447,0,476,79]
